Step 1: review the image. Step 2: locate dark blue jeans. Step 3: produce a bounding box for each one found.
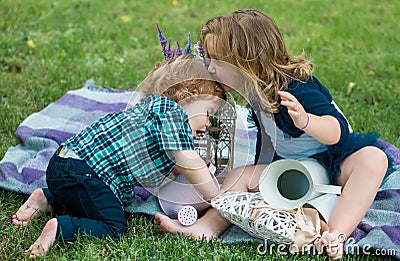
[43,147,127,242]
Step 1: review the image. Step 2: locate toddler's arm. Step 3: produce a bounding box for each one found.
[172,150,220,201]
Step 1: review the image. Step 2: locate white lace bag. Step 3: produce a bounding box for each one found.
[211,191,325,250]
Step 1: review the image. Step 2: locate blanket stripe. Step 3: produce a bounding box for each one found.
[54,93,129,113]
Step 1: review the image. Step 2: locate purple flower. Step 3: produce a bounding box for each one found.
[156,23,167,47]
[156,24,203,62]
[175,41,182,57]
[197,40,205,58]
[165,39,174,61]
[184,32,192,54]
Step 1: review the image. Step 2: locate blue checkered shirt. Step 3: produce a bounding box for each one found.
[63,95,194,205]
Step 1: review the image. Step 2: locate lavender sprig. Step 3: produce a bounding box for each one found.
[156,24,205,63]
[194,41,208,67]
[197,40,205,59]
[175,41,182,57]
[156,23,167,59]
[165,39,174,61]
[184,32,192,55]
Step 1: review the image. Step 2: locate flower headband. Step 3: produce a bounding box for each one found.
[156,23,205,62]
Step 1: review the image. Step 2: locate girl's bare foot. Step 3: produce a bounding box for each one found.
[154,213,216,241]
[321,231,346,260]
[12,189,52,226]
[24,218,58,259]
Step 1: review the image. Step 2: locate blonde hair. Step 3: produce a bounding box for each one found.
[139,54,226,104]
[200,9,313,112]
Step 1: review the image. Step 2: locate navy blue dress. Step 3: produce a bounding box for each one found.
[251,76,379,184]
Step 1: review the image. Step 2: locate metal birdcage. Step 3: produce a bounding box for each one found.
[194,94,236,184]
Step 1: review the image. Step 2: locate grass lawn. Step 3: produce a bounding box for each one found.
[0,0,399,260]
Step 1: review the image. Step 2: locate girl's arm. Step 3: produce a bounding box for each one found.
[172,150,220,201]
[278,91,341,145]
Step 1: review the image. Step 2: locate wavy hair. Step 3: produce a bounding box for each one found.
[200,9,313,112]
[139,54,226,104]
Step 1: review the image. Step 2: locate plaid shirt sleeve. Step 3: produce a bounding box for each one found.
[147,97,195,151]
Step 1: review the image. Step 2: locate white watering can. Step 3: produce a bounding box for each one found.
[259,158,342,222]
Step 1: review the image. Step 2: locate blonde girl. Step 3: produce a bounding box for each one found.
[155,10,389,260]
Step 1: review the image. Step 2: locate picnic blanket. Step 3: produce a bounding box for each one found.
[1,80,399,258]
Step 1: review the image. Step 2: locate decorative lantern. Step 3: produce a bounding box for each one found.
[194,94,236,183]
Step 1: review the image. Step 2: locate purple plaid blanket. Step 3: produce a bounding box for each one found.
[1,80,399,258]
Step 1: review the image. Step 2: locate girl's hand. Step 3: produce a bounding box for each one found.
[278,91,341,144]
[278,91,309,130]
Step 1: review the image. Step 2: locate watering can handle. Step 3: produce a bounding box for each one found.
[314,184,342,195]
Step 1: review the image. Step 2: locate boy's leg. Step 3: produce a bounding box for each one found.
[155,164,267,239]
[46,157,127,241]
[52,174,127,241]
[322,146,387,259]
[24,155,127,258]
[12,189,53,226]
[24,174,127,258]
[24,218,58,259]
[12,148,63,227]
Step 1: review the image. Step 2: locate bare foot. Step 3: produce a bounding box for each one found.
[12,189,52,226]
[321,231,346,260]
[154,213,216,241]
[24,218,58,259]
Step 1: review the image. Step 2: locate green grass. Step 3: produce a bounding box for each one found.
[0,0,399,260]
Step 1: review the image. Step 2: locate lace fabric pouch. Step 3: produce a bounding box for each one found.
[211,191,326,252]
